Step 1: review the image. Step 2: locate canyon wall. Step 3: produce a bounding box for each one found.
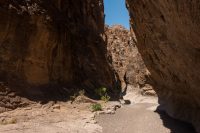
[126,0,200,131]
[0,0,119,110]
[105,25,154,96]
[106,25,137,90]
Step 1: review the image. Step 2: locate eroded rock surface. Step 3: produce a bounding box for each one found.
[0,0,119,110]
[105,25,155,96]
[0,82,30,113]
[126,0,200,131]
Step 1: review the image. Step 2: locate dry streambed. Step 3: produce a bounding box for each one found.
[0,101,102,133]
[0,95,121,133]
[0,93,196,133]
[96,93,196,133]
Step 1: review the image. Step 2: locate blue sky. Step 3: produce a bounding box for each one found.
[104,0,130,29]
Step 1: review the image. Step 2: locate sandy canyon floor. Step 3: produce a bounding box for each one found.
[0,89,196,133]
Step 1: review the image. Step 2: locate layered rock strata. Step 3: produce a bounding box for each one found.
[126,0,200,131]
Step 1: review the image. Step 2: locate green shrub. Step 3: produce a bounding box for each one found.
[95,87,110,102]
[91,103,102,112]
[101,94,110,102]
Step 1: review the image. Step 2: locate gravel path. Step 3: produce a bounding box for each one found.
[96,103,196,133]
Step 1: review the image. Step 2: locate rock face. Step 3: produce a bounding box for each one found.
[0,0,119,108]
[126,0,200,131]
[105,25,154,96]
[106,25,137,89]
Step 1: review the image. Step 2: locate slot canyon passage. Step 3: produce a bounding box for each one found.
[0,0,199,133]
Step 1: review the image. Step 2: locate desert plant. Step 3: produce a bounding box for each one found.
[95,87,110,102]
[91,103,102,112]
[101,93,110,102]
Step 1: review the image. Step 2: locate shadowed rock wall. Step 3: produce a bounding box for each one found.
[126,0,200,131]
[0,0,119,103]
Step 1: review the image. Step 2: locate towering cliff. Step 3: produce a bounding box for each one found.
[126,0,200,131]
[0,0,119,110]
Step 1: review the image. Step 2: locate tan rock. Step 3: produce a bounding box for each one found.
[126,0,200,132]
[0,0,120,111]
[105,25,154,95]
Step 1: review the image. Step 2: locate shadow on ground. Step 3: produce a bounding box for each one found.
[155,109,196,133]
